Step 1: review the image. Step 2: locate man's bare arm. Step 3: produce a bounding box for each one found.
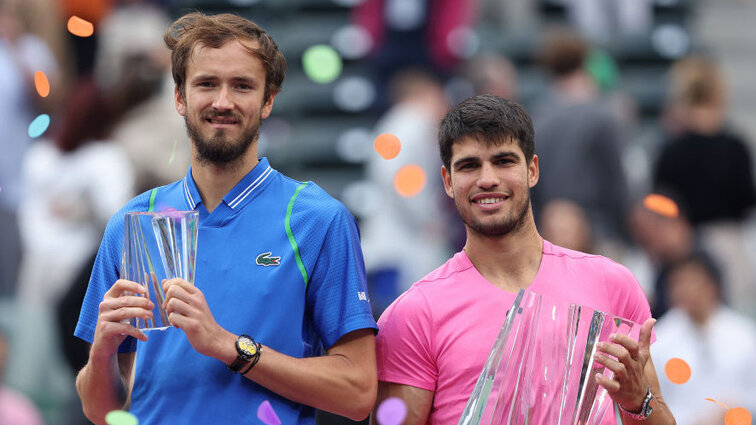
[370,381,434,425]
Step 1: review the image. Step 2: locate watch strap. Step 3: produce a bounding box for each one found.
[618,386,654,420]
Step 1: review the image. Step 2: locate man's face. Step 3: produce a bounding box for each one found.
[175,39,274,166]
[442,136,538,237]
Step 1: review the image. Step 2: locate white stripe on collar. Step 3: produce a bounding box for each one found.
[228,166,273,209]
[183,177,196,209]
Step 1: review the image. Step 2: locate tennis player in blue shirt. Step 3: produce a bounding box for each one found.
[74,12,378,425]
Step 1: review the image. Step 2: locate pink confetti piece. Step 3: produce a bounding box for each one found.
[376,397,407,425]
[257,400,281,425]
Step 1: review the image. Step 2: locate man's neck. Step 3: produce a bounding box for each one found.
[191,148,258,213]
[463,222,544,293]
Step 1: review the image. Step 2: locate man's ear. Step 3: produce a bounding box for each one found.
[442,166,454,199]
[174,85,186,117]
[528,154,539,188]
[261,92,276,119]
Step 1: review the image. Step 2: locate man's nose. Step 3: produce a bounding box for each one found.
[477,163,499,189]
[212,85,233,110]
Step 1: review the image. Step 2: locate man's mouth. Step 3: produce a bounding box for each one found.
[471,194,510,204]
[474,197,507,204]
[205,116,239,125]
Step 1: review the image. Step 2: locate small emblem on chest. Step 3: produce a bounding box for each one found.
[256,252,281,266]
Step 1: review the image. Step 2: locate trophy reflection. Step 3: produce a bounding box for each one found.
[459,290,637,425]
[121,210,199,331]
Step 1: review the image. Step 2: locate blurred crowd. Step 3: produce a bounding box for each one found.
[0,0,755,424]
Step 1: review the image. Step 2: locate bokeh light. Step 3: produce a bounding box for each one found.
[67,16,94,37]
[664,357,691,384]
[376,397,408,425]
[725,407,752,425]
[105,410,138,425]
[333,76,375,112]
[34,71,50,97]
[28,114,50,138]
[331,25,373,60]
[374,133,401,160]
[394,165,426,197]
[302,45,342,84]
[257,400,282,425]
[643,193,679,218]
[168,140,178,165]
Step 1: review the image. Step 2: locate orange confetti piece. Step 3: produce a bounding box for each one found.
[643,193,679,218]
[726,407,752,425]
[374,133,401,160]
[706,398,729,410]
[394,164,426,197]
[67,16,94,37]
[664,357,691,384]
[34,71,50,97]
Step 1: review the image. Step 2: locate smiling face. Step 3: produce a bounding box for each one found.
[175,39,275,166]
[442,136,539,237]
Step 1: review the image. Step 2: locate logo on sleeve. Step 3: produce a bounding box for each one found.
[357,291,368,301]
[256,252,281,267]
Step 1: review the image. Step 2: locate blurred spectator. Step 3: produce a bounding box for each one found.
[651,251,756,425]
[96,2,189,192]
[360,68,453,315]
[13,77,134,424]
[352,0,478,111]
[0,328,43,425]
[654,55,756,318]
[531,28,630,258]
[540,198,594,253]
[545,0,653,44]
[627,195,696,318]
[0,0,59,296]
[462,53,518,100]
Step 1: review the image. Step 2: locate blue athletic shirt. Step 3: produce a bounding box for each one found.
[75,157,377,424]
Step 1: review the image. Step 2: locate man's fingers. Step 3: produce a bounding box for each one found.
[99,295,154,314]
[162,278,195,294]
[105,279,146,298]
[100,307,154,323]
[598,339,637,362]
[638,318,656,353]
[595,374,620,393]
[594,352,627,379]
[96,319,149,342]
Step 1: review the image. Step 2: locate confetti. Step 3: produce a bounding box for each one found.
[168,140,178,165]
[643,193,679,219]
[34,71,50,97]
[374,133,401,160]
[376,397,407,425]
[725,407,752,425]
[28,114,50,138]
[394,164,426,197]
[257,400,281,425]
[67,15,94,37]
[302,45,342,84]
[664,357,691,384]
[105,410,138,425]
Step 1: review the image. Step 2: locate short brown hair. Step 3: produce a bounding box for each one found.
[537,28,588,78]
[438,94,534,170]
[164,12,286,102]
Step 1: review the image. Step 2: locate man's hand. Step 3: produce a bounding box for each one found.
[594,318,656,412]
[162,278,228,358]
[91,279,153,360]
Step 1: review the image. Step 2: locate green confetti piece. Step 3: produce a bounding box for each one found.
[302,45,342,84]
[105,410,138,425]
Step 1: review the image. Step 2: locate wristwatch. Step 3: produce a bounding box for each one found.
[619,386,654,421]
[227,334,259,373]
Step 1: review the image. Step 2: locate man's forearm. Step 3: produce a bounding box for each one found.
[76,352,130,425]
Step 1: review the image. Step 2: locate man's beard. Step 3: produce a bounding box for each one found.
[185,112,260,166]
[456,191,531,237]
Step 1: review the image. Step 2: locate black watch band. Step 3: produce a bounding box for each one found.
[227,334,260,373]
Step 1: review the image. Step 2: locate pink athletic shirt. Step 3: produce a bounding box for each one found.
[376,240,654,425]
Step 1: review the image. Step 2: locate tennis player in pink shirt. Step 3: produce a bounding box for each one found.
[372,95,675,425]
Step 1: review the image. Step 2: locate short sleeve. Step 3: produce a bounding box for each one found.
[375,288,437,391]
[295,185,377,349]
[605,261,656,344]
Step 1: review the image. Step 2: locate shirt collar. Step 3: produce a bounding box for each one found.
[182,157,275,211]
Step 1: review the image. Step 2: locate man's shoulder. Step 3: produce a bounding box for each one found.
[543,241,638,287]
[279,177,352,219]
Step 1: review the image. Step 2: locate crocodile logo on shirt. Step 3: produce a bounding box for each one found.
[256,252,281,267]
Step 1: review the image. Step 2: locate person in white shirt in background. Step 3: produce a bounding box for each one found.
[651,250,756,425]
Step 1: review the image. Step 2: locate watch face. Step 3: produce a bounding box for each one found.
[238,337,257,356]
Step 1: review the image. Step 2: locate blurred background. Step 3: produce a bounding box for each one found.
[0,0,755,424]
